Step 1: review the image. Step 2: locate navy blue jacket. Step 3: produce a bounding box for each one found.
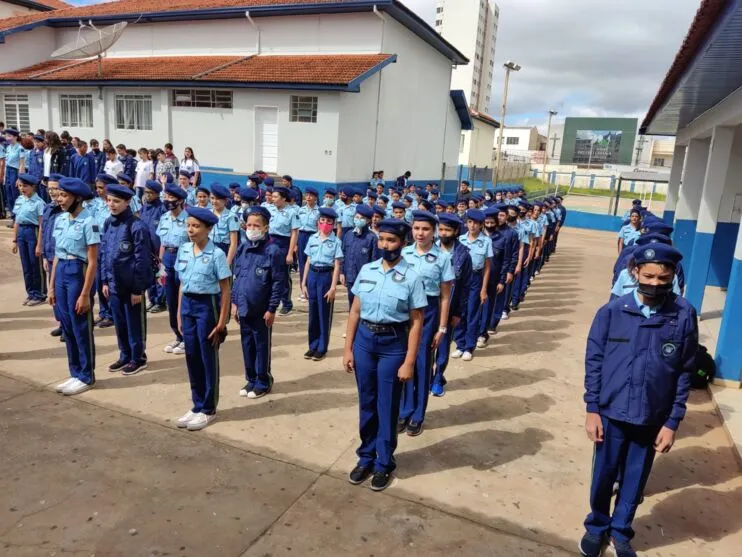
[341,227,377,284]
[41,203,62,262]
[61,145,76,176]
[100,208,153,295]
[488,229,507,286]
[501,225,519,275]
[140,200,166,253]
[71,153,97,185]
[119,155,137,182]
[90,149,106,174]
[232,238,286,316]
[448,240,472,320]
[27,148,44,181]
[584,293,698,431]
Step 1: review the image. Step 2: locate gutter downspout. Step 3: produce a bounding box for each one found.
[371,5,385,170]
[245,11,261,55]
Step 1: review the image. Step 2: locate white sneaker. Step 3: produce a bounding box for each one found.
[535,271,540,276]
[501,312,509,321]
[176,410,197,428]
[298,295,307,302]
[172,342,186,355]
[462,351,473,362]
[62,378,93,396]
[476,336,487,349]
[239,388,250,397]
[164,339,180,353]
[55,377,76,393]
[451,349,463,359]
[186,413,215,431]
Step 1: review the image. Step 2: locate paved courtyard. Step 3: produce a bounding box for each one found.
[0,225,740,556]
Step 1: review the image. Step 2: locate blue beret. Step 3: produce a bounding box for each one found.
[483,207,499,218]
[403,195,413,203]
[372,206,386,217]
[58,177,94,200]
[471,193,483,201]
[642,221,673,236]
[318,207,338,220]
[411,210,438,224]
[378,218,411,237]
[355,204,374,219]
[435,200,449,208]
[264,177,275,186]
[164,185,187,200]
[418,191,429,200]
[438,213,463,229]
[4,128,19,137]
[186,206,218,226]
[632,199,642,205]
[379,195,389,203]
[179,169,192,179]
[32,134,44,142]
[210,183,230,199]
[106,184,134,200]
[555,195,564,201]
[391,201,406,210]
[465,209,486,222]
[367,191,378,199]
[273,186,290,199]
[282,175,293,183]
[305,186,319,197]
[48,173,66,183]
[633,244,682,267]
[17,173,38,186]
[430,189,440,195]
[197,184,211,195]
[629,207,642,216]
[341,186,355,197]
[228,182,241,190]
[419,200,435,212]
[325,188,337,196]
[636,233,672,246]
[116,172,133,185]
[96,173,117,185]
[247,206,271,222]
[144,180,162,193]
[239,187,259,201]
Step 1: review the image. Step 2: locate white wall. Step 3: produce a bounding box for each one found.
[460,118,496,167]
[719,126,742,224]
[443,97,461,174]
[497,127,534,150]
[0,27,55,73]
[47,88,107,141]
[336,73,379,182]
[0,1,36,18]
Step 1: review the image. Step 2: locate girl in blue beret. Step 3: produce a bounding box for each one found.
[12,175,46,305]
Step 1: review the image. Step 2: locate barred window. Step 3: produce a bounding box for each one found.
[506,137,519,145]
[115,94,152,130]
[3,94,30,131]
[60,94,93,127]
[172,89,233,108]
[290,95,317,123]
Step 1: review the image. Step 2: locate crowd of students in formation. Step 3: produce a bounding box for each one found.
[3,124,570,493]
[578,199,698,557]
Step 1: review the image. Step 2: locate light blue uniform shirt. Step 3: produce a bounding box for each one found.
[84,197,106,219]
[268,204,299,237]
[4,142,26,169]
[612,269,681,299]
[175,241,232,294]
[617,224,642,247]
[93,202,111,231]
[528,217,542,237]
[339,202,357,228]
[632,290,660,319]
[209,209,240,244]
[537,214,548,237]
[13,194,45,225]
[304,232,343,267]
[458,232,493,270]
[297,204,320,232]
[186,187,197,207]
[129,194,142,215]
[0,143,5,160]
[351,258,428,323]
[52,208,101,262]
[401,244,455,297]
[157,210,189,248]
[516,220,533,245]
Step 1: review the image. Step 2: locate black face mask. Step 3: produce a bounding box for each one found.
[439,236,454,246]
[637,282,673,300]
[485,225,497,234]
[164,199,181,211]
[68,199,80,214]
[507,216,517,223]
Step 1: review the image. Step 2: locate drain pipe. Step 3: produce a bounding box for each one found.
[245,11,261,55]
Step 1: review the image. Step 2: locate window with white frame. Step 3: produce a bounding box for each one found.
[172,89,233,108]
[115,94,152,130]
[3,94,30,131]
[60,94,93,127]
[290,95,318,123]
[506,136,519,145]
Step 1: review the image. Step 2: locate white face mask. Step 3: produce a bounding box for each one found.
[246,229,265,242]
[241,202,250,209]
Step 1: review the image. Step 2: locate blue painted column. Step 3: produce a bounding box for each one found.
[663,144,686,225]
[686,127,734,312]
[715,224,742,382]
[674,137,710,266]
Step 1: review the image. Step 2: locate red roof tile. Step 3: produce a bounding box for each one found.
[0,0,361,33]
[0,54,393,86]
[34,0,71,10]
[469,109,500,128]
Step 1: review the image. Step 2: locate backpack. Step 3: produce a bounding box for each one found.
[692,344,716,389]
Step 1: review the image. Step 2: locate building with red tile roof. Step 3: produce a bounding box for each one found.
[1,0,69,20]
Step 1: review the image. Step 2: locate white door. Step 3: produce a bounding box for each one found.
[255,106,278,173]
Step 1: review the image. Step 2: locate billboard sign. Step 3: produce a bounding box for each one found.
[573,130,622,165]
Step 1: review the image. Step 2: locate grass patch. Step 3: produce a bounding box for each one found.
[518,177,667,201]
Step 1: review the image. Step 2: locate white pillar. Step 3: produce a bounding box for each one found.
[663,144,686,224]
[674,137,710,265]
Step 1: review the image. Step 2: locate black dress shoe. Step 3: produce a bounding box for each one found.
[304,350,315,360]
[370,472,392,492]
[97,318,114,328]
[406,421,423,437]
[146,302,156,311]
[397,417,408,433]
[150,304,167,314]
[311,352,326,362]
[108,359,128,372]
[348,465,372,485]
[50,327,63,337]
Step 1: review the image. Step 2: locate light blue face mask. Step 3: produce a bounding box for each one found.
[323,198,334,207]
[353,217,368,230]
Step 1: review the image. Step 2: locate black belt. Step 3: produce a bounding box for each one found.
[361,319,408,334]
[164,246,179,252]
[18,223,37,228]
[183,292,217,299]
[472,269,483,275]
[310,265,333,273]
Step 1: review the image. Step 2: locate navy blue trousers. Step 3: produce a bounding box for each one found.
[17,224,44,300]
[307,268,334,354]
[401,296,438,424]
[453,270,483,352]
[238,312,273,390]
[511,244,531,305]
[270,234,293,311]
[109,291,147,364]
[181,293,221,415]
[354,322,407,473]
[297,230,312,287]
[94,251,112,320]
[55,259,96,384]
[163,249,182,342]
[584,416,659,544]
[3,166,19,218]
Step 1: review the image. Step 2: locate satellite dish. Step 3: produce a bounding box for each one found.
[51,21,128,60]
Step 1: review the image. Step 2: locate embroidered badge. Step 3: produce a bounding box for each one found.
[475,239,483,247]
[361,247,369,254]
[425,253,437,263]
[256,268,265,276]
[120,241,132,253]
[662,343,677,357]
[75,224,83,231]
[392,272,405,283]
[644,248,655,259]
[202,257,210,264]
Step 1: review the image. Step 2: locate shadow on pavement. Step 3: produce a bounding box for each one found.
[217,391,358,423]
[444,366,556,392]
[645,445,741,496]
[425,393,555,430]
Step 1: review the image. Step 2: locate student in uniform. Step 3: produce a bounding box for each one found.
[157,186,190,355]
[71,141,96,187]
[232,206,286,399]
[3,128,25,224]
[391,201,407,221]
[336,186,358,238]
[49,178,100,396]
[195,184,212,210]
[40,176,65,337]
[12,173,46,305]
[174,207,231,431]
[301,208,343,361]
[340,204,377,308]
[116,173,142,215]
[140,180,167,313]
[343,219,426,491]
[100,184,153,376]
[433,213,471,396]
[27,135,45,200]
[323,188,337,208]
[89,175,115,329]
[208,183,240,266]
[296,186,320,300]
[580,244,697,557]
[398,211,454,435]
[451,209,492,361]
[510,203,535,310]
[268,186,299,315]
[477,206,506,347]
[617,208,642,254]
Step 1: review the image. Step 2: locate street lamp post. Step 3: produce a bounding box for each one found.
[542,109,557,184]
[495,61,521,186]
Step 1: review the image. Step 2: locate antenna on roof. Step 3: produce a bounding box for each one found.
[50,21,128,78]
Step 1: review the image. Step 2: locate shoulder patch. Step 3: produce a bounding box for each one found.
[392,271,406,283]
[92,225,100,233]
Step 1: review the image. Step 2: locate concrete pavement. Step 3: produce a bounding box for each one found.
[0,225,741,556]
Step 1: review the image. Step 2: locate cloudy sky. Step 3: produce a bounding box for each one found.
[68,0,700,129]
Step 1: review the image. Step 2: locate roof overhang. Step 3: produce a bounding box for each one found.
[450,90,472,131]
[0,0,468,65]
[469,109,500,129]
[641,0,742,136]
[4,0,62,11]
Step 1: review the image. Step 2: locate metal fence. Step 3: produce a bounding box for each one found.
[438,162,531,198]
